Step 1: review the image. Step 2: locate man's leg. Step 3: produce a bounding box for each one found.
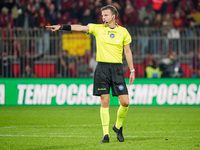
[100,94,110,143]
[113,95,129,142]
[116,95,129,128]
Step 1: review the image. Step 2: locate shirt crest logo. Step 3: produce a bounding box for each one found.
[110,34,115,38]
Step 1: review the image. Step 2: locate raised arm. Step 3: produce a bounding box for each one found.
[71,25,89,32]
[124,44,135,85]
[46,24,89,32]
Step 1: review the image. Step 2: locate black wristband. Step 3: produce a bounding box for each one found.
[59,25,71,31]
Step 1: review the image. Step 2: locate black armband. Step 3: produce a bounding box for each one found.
[59,25,71,31]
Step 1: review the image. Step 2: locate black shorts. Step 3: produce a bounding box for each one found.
[93,62,128,96]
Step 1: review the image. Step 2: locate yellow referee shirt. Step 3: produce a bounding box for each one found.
[88,24,132,63]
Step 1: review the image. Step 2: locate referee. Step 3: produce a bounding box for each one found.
[46,5,135,143]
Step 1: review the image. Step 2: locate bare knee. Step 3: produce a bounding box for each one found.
[121,100,129,107]
[101,94,110,107]
[118,95,129,107]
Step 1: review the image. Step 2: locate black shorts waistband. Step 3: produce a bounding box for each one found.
[97,62,122,65]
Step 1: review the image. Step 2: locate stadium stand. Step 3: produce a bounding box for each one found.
[0,0,200,78]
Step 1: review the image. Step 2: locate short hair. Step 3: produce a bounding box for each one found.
[101,5,118,18]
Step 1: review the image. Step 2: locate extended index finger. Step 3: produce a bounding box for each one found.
[45,26,52,28]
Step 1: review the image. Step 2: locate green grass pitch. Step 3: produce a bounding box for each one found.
[0,106,200,150]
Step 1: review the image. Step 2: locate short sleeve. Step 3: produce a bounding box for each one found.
[88,24,96,36]
[123,28,132,46]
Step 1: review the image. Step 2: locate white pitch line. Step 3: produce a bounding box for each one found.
[0,122,198,129]
[0,124,101,129]
[131,130,200,133]
[126,122,199,125]
[0,134,95,137]
[0,135,199,139]
[125,136,200,138]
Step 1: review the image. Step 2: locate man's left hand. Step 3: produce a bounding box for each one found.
[129,72,135,85]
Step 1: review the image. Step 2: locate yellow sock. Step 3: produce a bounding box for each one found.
[116,105,129,129]
[100,107,110,135]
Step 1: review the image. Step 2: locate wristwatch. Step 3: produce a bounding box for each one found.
[130,69,135,72]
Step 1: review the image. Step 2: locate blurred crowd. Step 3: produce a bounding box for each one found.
[0,0,200,78]
[0,0,200,29]
[1,0,200,55]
